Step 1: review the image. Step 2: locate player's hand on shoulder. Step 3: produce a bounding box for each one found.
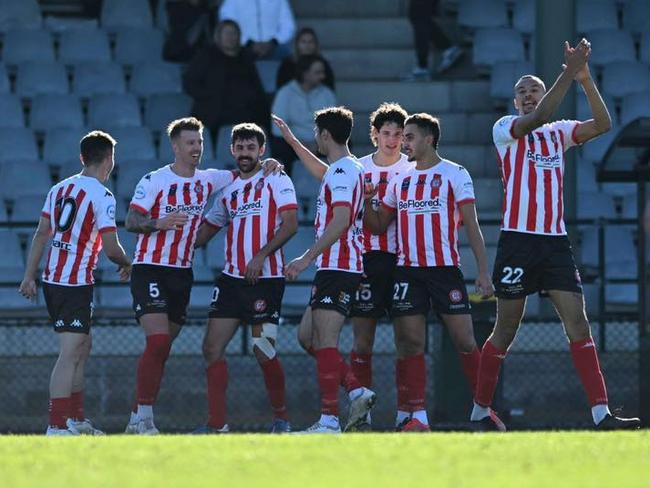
[262,158,285,176]
[156,210,189,230]
[18,278,37,300]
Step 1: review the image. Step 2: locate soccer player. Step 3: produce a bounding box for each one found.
[363,113,497,431]
[471,39,640,430]
[192,123,298,433]
[275,103,415,430]
[19,131,132,435]
[124,117,281,434]
[284,106,376,433]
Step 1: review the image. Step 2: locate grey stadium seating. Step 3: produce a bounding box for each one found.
[0,160,52,200]
[130,62,182,97]
[30,94,84,132]
[2,29,54,66]
[15,62,69,97]
[0,64,9,93]
[622,0,650,36]
[457,0,508,30]
[87,93,142,128]
[108,127,156,162]
[0,129,39,163]
[576,0,619,33]
[620,92,650,125]
[144,93,192,134]
[0,94,25,127]
[601,62,650,98]
[43,127,89,167]
[73,62,127,97]
[158,130,215,163]
[0,0,41,33]
[114,28,164,67]
[473,29,525,68]
[587,29,636,66]
[58,29,112,65]
[101,0,153,33]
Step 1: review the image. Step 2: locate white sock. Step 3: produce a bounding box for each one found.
[470,402,490,421]
[592,404,611,425]
[348,387,364,401]
[395,410,410,426]
[129,411,139,424]
[137,404,153,420]
[412,410,429,425]
[319,414,339,428]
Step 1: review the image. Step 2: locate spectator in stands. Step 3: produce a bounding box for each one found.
[276,27,335,90]
[183,19,269,142]
[163,0,217,62]
[218,0,296,60]
[404,0,463,81]
[270,54,337,175]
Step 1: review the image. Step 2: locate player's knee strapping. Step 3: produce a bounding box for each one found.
[252,323,278,360]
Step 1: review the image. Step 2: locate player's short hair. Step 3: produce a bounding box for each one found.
[405,113,441,149]
[514,75,546,92]
[80,130,116,166]
[231,123,266,147]
[314,106,353,145]
[369,102,408,146]
[166,117,204,140]
[295,54,326,83]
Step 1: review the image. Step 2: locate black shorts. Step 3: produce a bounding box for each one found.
[350,251,396,318]
[492,231,582,299]
[43,283,93,334]
[310,270,362,317]
[208,274,285,324]
[130,264,193,325]
[391,266,471,317]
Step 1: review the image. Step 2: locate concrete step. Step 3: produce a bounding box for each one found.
[323,48,414,80]
[336,81,452,113]
[298,18,413,49]
[291,0,406,18]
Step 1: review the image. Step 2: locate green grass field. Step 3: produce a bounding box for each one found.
[1,432,649,487]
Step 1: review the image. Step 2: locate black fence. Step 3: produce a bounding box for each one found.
[0,218,645,433]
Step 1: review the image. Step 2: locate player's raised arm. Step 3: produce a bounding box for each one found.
[572,61,612,144]
[511,39,590,139]
[19,216,52,300]
[272,114,329,180]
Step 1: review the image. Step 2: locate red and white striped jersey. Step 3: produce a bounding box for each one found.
[204,170,298,278]
[41,175,117,286]
[359,152,414,254]
[129,165,236,268]
[314,156,365,272]
[382,160,475,268]
[493,115,580,235]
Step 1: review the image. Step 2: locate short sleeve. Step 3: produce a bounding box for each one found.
[452,166,476,206]
[273,173,298,213]
[206,169,237,194]
[95,189,117,233]
[493,115,519,146]
[203,195,229,229]
[381,179,398,210]
[129,172,159,215]
[41,187,54,219]
[327,164,358,208]
[551,119,581,151]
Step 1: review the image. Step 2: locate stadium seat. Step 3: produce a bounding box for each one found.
[0,94,25,127]
[0,201,7,222]
[15,61,69,97]
[30,94,84,132]
[73,62,127,97]
[601,62,650,98]
[144,93,192,134]
[158,130,215,163]
[0,160,51,199]
[459,245,497,281]
[0,267,40,309]
[0,229,23,264]
[490,61,535,100]
[580,126,618,163]
[620,92,650,126]
[457,0,508,29]
[581,226,636,278]
[283,226,317,280]
[0,128,38,163]
[576,158,599,194]
[59,29,111,64]
[473,178,503,219]
[473,29,525,68]
[587,30,636,66]
[291,161,318,200]
[576,0,619,33]
[10,195,46,223]
[0,64,9,93]
[214,125,236,166]
[101,0,154,32]
[621,193,638,219]
[255,60,281,94]
[605,284,637,306]
[205,233,227,270]
[130,62,182,97]
[577,191,617,219]
[87,93,142,128]
[43,127,89,166]
[639,32,650,65]
[107,127,156,162]
[189,284,213,310]
[2,29,54,66]
[512,0,535,35]
[576,91,617,123]
[114,28,164,66]
[114,162,157,198]
[0,0,41,32]
[622,0,650,36]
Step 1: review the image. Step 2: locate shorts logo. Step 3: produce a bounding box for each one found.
[70,319,83,328]
[254,299,267,312]
[338,291,351,305]
[271,311,279,319]
[55,320,64,328]
[135,304,142,312]
[449,289,463,303]
[320,296,333,304]
[255,179,264,191]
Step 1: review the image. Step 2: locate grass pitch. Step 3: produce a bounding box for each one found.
[1,432,648,487]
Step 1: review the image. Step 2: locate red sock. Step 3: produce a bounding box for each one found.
[458,347,481,396]
[570,337,608,406]
[136,334,172,405]
[350,351,372,388]
[260,357,288,420]
[403,354,426,412]
[48,397,71,429]
[396,358,410,412]
[475,339,506,407]
[339,352,362,392]
[206,360,228,428]
[70,390,84,421]
[316,348,341,415]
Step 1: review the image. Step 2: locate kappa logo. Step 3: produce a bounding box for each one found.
[320,296,333,304]
[334,168,346,175]
[104,190,113,197]
[135,304,142,312]
[70,319,83,328]
[271,311,279,319]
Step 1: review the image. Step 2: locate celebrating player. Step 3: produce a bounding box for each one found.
[19,131,132,435]
[471,39,640,430]
[124,117,281,434]
[363,113,498,431]
[192,123,298,433]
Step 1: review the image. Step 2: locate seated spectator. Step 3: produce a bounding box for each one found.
[163,0,217,63]
[183,19,269,142]
[270,54,337,174]
[219,0,296,60]
[276,27,335,90]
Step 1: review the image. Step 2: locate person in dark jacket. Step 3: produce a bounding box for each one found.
[276,27,335,91]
